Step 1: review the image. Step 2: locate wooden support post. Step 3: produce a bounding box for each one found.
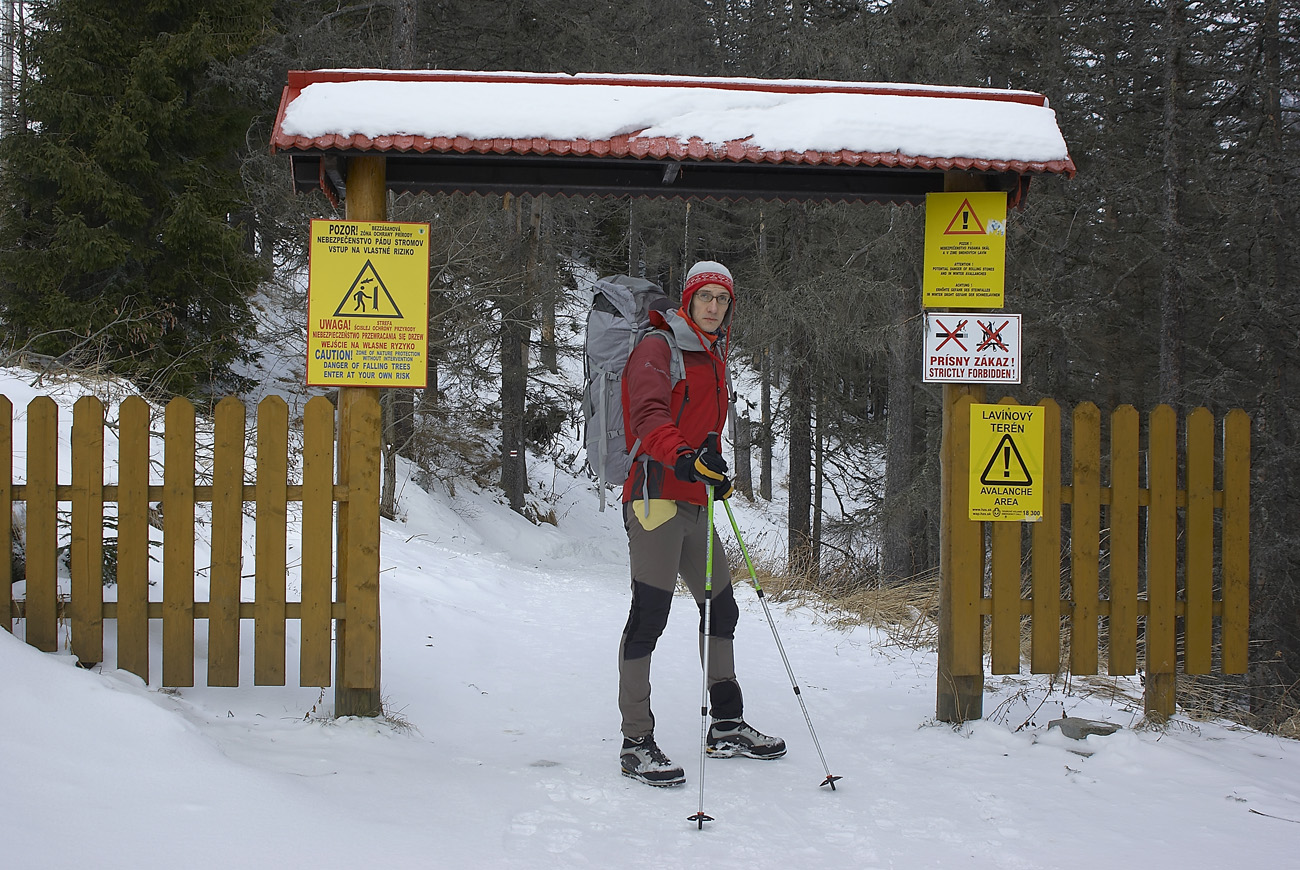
[936,170,991,723]
[335,155,385,718]
[937,383,986,722]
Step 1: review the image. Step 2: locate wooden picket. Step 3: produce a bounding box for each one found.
[255,397,289,686]
[26,397,57,652]
[1029,399,1061,673]
[163,397,197,686]
[208,397,246,687]
[300,396,336,687]
[116,397,151,680]
[2,393,379,698]
[944,399,1251,720]
[71,397,105,666]
[0,396,9,631]
[1107,405,1139,675]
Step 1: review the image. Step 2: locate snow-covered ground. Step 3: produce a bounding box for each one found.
[3,367,1299,869]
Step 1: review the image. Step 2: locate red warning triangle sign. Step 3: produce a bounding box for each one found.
[944,198,987,235]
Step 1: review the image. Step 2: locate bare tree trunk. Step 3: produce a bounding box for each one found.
[759,344,773,500]
[627,200,639,276]
[388,0,418,446]
[499,196,530,514]
[882,281,917,584]
[1158,0,1187,408]
[390,0,418,67]
[1249,0,1300,723]
[379,389,397,519]
[500,309,528,513]
[756,215,773,501]
[2,0,17,138]
[1262,0,1290,317]
[537,199,558,373]
[421,287,446,410]
[788,350,813,574]
[731,404,753,498]
[811,378,823,578]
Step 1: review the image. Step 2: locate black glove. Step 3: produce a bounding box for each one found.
[710,475,735,501]
[673,447,701,483]
[695,441,727,477]
[674,440,734,500]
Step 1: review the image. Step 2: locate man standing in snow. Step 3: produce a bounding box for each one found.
[617,260,785,787]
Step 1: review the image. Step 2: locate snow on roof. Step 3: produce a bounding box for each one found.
[271,70,1075,177]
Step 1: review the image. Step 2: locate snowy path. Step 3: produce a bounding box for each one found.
[5,486,1300,869]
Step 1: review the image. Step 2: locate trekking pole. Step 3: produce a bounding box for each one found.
[688,487,717,829]
[722,499,842,790]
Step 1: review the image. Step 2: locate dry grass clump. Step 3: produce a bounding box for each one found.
[740,547,940,650]
[1277,711,1300,739]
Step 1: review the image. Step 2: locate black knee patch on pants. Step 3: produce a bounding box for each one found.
[697,583,739,640]
[709,679,743,721]
[622,581,673,660]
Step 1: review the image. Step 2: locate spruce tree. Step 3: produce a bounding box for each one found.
[0,0,271,395]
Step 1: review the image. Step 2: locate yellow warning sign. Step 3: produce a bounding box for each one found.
[969,403,1044,522]
[307,220,429,388]
[923,191,1008,309]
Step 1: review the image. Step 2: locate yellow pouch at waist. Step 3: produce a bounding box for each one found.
[632,498,677,531]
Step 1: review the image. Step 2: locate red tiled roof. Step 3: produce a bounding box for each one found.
[271,70,1076,179]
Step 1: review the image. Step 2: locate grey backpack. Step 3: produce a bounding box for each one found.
[582,275,684,510]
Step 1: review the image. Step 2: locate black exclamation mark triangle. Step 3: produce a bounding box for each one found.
[980,434,1033,486]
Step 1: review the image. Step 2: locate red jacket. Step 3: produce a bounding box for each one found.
[621,306,731,506]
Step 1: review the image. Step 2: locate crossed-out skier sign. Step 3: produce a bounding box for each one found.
[969,403,1044,522]
[923,313,1021,383]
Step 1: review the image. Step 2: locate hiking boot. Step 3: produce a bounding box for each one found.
[706,719,787,759]
[621,735,686,787]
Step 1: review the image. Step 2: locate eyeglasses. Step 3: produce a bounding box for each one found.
[694,291,731,308]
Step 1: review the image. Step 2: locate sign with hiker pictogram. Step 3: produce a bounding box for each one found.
[923,313,1021,384]
[923,191,1008,309]
[969,403,1044,522]
[306,219,429,388]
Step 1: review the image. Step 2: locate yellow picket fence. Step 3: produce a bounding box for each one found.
[2,393,381,695]
[943,397,1250,719]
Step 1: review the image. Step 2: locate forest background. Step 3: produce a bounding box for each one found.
[0,1,1295,730]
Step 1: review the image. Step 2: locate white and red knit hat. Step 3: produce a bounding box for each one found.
[683,260,734,301]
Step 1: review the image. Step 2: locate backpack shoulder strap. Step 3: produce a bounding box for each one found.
[638,329,686,385]
[627,329,685,465]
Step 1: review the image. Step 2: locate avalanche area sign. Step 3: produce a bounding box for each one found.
[969,403,1044,522]
[923,313,1021,384]
[923,191,1007,309]
[307,220,429,388]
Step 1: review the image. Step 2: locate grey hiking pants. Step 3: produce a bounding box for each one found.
[618,500,743,739]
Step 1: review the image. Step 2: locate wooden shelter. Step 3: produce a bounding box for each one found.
[270,69,1075,721]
